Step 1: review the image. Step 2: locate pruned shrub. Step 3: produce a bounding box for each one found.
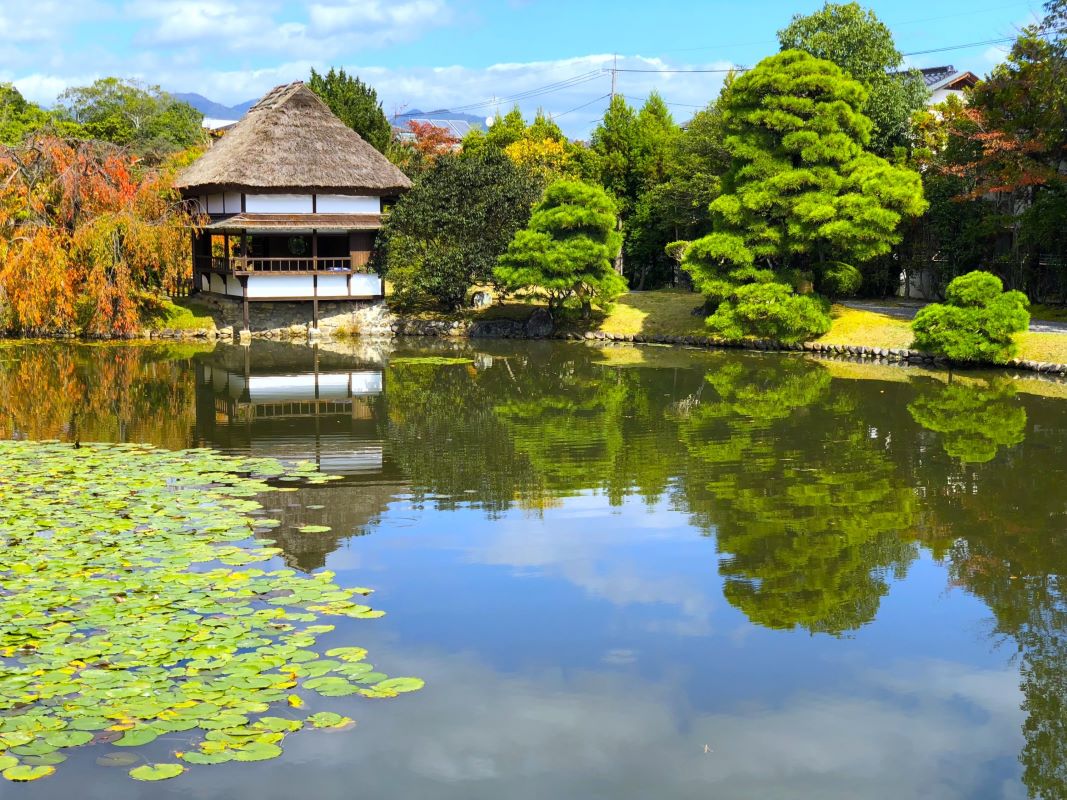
[706,282,832,343]
[911,271,1030,363]
[815,262,862,298]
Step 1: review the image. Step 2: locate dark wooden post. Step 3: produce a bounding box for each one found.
[223,233,230,272]
[239,275,250,331]
[311,229,319,328]
[190,229,198,295]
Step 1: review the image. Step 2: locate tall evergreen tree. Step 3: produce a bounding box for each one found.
[683,50,927,303]
[778,2,928,157]
[307,67,392,153]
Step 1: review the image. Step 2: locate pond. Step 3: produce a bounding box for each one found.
[2,338,1066,799]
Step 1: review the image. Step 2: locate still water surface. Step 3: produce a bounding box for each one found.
[2,339,1066,799]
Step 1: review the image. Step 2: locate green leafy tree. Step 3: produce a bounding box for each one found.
[590,93,682,286]
[0,84,52,145]
[56,78,204,157]
[307,67,392,153]
[911,271,1030,362]
[375,151,542,310]
[682,50,927,337]
[461,106,527,157]
[778,2,929,157]
[495,179,626,316]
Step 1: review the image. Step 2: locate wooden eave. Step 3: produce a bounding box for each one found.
[201,213,383,233]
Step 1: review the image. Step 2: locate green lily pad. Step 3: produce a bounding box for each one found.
[325,647,368,662]
[113,728,160,747]
[129,763,186,782]
[230,742,283,762]
[44,730,94,748]
[179,750,234,765]
[297,525,331,534]
[3,764,55,782]
[306,712,354,729]
[374,677,426,694]
[0,441,423,784]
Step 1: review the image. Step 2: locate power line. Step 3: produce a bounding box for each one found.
[446,71,604,114]
[551,94,612,120]
[612,67,747,74]
[622,94,704,109]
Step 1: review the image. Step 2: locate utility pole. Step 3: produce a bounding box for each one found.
[610,54,617,100]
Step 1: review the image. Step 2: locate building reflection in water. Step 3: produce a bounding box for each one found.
[193,341,407,571]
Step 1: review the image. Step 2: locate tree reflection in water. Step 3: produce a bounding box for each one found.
[676,356,917,635]
[5,339,1067,797]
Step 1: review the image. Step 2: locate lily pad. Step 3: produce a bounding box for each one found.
[0,441,422,784]
[129,763,186,782]
[3,764,55,782]
[374,677,426,694]
[306,712,354,730]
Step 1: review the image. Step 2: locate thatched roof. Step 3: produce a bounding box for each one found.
[176,82,411,195]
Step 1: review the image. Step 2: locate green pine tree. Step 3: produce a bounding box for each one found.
[683,49,927,307]
[495,179,626,317]
[307,67,392,153]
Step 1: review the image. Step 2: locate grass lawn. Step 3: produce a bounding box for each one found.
[144,298,217,331]
[584,292,1067,365]
[589,290,708,338]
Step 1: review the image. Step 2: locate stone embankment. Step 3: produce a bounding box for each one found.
[75,295,1067,378]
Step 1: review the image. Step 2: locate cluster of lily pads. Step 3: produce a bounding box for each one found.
[0,441,423,783]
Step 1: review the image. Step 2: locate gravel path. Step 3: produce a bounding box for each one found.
[842,300,1067,334]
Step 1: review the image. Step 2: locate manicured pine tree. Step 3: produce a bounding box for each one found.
[683,49,927,305]
[495,179,626,317]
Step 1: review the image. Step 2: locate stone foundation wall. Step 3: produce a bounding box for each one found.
[28,293,1067,378]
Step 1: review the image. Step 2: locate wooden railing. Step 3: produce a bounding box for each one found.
[195,255,373,273]
[237,257,352,273]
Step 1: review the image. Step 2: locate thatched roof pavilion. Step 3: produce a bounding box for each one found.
[177,82,411,327]
[177,82,410,196]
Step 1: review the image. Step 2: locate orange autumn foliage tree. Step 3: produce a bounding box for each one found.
[0,135,198,335]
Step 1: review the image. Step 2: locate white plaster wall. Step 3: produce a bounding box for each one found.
[225,275,242,296]
[207,193,225,213]
[224,191,242,213]
[930,88,965,106]
[350,274,382,297]
[209,274,226,294]
[316,194,380,213]
[200,274,210,292]
[245,194,314,213]
[317,275,350,298]
[246,275,314,298]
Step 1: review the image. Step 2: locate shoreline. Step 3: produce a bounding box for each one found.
[6,321,1067,380]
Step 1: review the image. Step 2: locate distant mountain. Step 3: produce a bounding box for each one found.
[174,92,255,120]
[393,108,488,130]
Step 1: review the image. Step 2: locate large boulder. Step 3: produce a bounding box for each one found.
[524,308,554,338]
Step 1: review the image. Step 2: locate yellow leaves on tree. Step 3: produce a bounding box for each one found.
[503,137,575,183]
[0,135,196,335]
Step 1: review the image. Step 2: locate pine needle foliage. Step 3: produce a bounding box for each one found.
[912,271,1031,363]
[495,180,626,316]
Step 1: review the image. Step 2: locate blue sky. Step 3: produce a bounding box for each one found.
[0,0,1044,135]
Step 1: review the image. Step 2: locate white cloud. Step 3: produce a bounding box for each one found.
[65,648,1026,799]
[125,0,453,57]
